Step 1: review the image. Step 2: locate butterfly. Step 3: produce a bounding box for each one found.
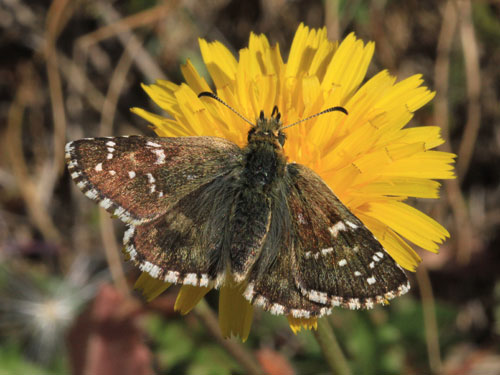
[65,92,409,319]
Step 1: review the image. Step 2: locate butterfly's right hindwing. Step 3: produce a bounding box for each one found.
[66,136,243,225]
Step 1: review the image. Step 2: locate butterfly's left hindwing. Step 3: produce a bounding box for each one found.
[287,164,409,310]
[243,163,409,317]
[66,136,243,225]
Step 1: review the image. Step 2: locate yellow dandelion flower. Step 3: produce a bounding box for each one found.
[131,23,455,341]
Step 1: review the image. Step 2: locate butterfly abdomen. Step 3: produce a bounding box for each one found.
[225,139,286,282]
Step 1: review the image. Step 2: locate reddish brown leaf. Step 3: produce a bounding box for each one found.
[67,284,154,375]
[256,348,295,375]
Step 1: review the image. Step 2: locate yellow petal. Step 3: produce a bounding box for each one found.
[380,151,456,179]
[199,38,237,89]
[180,59,211,94]
[355,177,441,199]
[357,213,422,271]
[321,32,374,103]
[134,272,171,302]
[140,82,179,115]
[219,281,254,342]
[367,200,450,252]
[287,316,318,334]
[398,126,445,149]
[175,285,211,315]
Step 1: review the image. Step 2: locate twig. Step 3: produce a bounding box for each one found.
[97,34,143,296]
[193,300,264,375]
[6,80,62,243]
[99,213,130,296]
[434,0,473,265]
[456,0,481,182]
[417,266,442,374]
[89,2,168,82]
[41,0,70,205]
[75,1,174,48]
[100,32,141,136]
[313,317,351,375]
[325,0,340,41]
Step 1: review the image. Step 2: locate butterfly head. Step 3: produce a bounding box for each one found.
[248,106,286,148]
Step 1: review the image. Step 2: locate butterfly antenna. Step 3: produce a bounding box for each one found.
[280,106,348,130]
[198,91,255,127]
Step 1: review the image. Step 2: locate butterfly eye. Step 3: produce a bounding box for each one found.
[278,132,286,146]
[247,128,256,141]
[259,111,265,121]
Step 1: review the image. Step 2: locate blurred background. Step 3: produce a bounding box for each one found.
[0,0,499,374]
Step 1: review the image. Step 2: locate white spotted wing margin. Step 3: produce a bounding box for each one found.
[287,164,410,311]
[243,163,410,318]
[66,135,244,287]
[65,135,243,225]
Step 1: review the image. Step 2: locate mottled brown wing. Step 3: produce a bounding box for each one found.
[241,181,330,318]
[286,163,409,311]
[123,169,241,286]
[243,163,409,318]
[66,135,243,225]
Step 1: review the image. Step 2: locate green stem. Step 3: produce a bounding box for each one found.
[313,317,351,375]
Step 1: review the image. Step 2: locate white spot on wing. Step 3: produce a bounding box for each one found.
[348,298,361,310]
[84,189,99,200]
[308,289,328,304]
[328,222,347,237]
[270,303,285,315]
[367,276,376,285]
[146,141,162,147]
[99,198,113,210]
[95,163,103,172]
[199,274,210,287]
[152,149,166,165]
[128,171,136,179]
[123,226,135,244]
[164,270,179,283]
[109,170,116,176]
[346,221,358,229]
[106,141,116,147]
[183,273,198,286]
[338,259,347,267]
[243,283,255,300]
[254,295,268,307]
[291,309,311,318]
[321,247,333,256]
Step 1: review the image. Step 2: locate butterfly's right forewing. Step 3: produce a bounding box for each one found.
[124,170,240,286]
